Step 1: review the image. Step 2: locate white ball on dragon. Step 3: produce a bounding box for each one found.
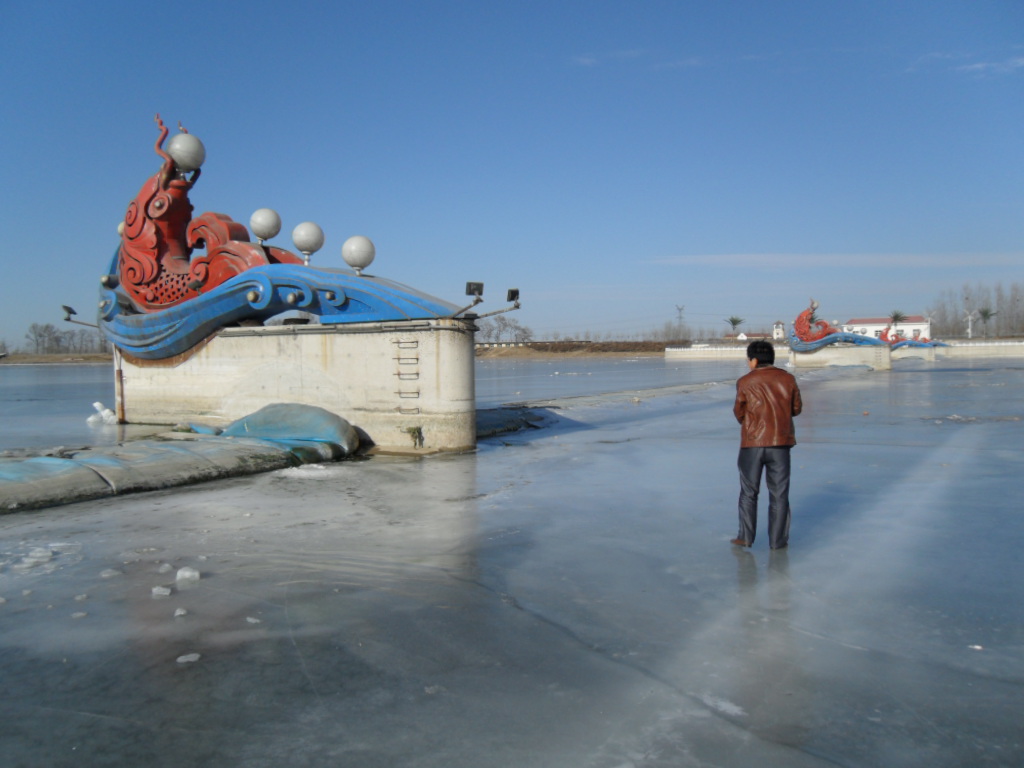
[166,132,206,172]
[342,235,376,273]
[249,208,282,241]
[292,222,325,255]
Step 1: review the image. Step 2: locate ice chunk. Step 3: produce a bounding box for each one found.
[176,653,201,664]
[152,586,172,598]
[88,402,118,425]
[174,608,188,618]
[25,547,53,564]
[176,567,201,582]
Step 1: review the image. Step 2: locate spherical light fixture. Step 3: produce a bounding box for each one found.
[342,235,376,275]
[166,132,206,173]
[250,208,282,242]
[292,222,325,265]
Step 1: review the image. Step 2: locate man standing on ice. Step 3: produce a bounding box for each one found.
[731,341,802,550]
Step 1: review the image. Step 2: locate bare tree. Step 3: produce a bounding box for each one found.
[25,323,61,353]
[475,319,498,342]
[927,281,1024,337]
[484,315,533,343]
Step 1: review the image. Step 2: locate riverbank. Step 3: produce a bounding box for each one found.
[476,341,705,358]
[0,353,113,365]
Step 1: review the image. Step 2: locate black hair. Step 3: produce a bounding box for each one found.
[747,340,775,366]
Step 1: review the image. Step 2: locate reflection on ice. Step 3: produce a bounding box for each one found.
[0,359,1022,766]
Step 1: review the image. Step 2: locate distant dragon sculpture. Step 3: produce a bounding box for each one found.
[792,299,842,343]
[98,116,457,359]
[789,299,943,352]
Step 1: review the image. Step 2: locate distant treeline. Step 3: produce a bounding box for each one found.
[12,323,108,355]
[927,281,1024,337]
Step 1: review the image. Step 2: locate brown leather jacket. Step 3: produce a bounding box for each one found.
[734,365,802,447]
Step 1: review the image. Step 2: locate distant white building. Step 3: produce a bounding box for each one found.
[772,321,786,340]
[842,315,931,341]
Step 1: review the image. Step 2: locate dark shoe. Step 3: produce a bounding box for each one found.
[770,543,788,550]
[730,538,751,547]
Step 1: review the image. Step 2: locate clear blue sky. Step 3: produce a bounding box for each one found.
[2,0,1021,346]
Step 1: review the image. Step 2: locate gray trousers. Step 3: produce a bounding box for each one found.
[737,446,792,549]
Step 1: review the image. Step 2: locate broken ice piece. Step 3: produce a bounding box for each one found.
[25,547,53,564]
[157,563,173,574]
[246,617,261,624]
[152,586,173,598]
[174,608,188,618]
[176,567,201,582]
[71,612,87,619]
[176,653,201,664]
[99,569,122,579]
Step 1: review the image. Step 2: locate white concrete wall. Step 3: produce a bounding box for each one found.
[789,344,892,370]
[665,346,748,359]
[116,319,477,454]
[937,341,1024,358]
[891,346,936,362]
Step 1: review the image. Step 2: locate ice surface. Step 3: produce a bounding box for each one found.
[0,358,1021,767]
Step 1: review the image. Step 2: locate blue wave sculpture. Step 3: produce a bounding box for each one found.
[99,255,459,360]
[788,329,886,353]
[892,339,948,348]
[788,329,946,352]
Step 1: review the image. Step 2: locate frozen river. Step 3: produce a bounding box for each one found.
[0,356,1022,766]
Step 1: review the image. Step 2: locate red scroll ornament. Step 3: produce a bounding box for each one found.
[117,114,302,313]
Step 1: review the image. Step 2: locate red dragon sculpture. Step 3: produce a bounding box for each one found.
[117,114,302,312]
[792,298,841,342]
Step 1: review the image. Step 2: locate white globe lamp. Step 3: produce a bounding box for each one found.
[292,222,325,265]
[166,132,206,173]
[250,208,282,243]
[342,235,376,275]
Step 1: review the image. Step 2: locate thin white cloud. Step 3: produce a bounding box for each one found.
[654,57,703,70]
[906,51,970,72]
[571,49,702,70]
[908,50,1024,76]
[957,56,1024,75]
[646,252,1024,269]
[610,49,647,60]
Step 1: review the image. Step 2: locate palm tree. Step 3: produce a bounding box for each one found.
[976,308,997,338]
[889,310,908,339]
[724,316,745,335]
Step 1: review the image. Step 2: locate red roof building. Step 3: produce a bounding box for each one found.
[842,315,931,340]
